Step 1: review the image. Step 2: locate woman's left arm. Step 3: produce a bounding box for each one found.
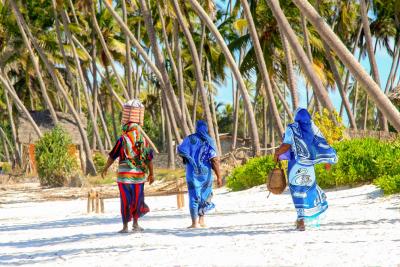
[274,144,292,163]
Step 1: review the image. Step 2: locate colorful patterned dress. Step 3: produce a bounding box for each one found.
[109,123,153,223]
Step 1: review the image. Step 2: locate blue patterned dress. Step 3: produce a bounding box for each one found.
[283,116,338,221]
[177,121,217,220]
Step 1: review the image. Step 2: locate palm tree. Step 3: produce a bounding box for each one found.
[9,0,97,175]
[188,0,261,155]
[360,0,387,131]
[292,0,400,131]
[265,0,336,116]
[240,0,284,136]
[171,0,216,141]
[138,0,191,137]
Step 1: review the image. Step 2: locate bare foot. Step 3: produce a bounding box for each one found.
[133,225,144,232]
[200,223,207,228]
[198,216,206,228]
[187,223,201,229]
[296,219,305,231]
[118,228,129,233]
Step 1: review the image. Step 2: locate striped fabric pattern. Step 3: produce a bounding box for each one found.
[118,182,149,223]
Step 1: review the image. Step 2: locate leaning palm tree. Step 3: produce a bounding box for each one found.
[292,0,400,131]
[170,0,216,141]
[188,0,261,155]
[265,0,336,116]
[240,0,284,136]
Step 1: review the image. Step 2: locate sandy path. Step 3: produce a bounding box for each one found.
[0,184,399,266]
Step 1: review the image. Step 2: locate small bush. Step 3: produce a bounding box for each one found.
[313,109,345,144]
[1,162,11,174]
[93,152,107,173]
[374,175,400,195]
[226,156,275,191]
[315,138,400,188]
[35,126,77,187]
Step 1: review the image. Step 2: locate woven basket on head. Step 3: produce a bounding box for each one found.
[266,163,287,195]
[121,100,145,126]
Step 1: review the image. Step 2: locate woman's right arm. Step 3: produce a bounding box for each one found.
[102,138,122,178]
[101,157,115,178]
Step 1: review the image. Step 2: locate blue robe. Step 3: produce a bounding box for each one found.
[177,121,217,220]
[283,109,338,221]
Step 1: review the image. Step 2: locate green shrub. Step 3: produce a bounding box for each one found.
[35,126,77,187]
[226,156,275,191]
[227,138,400,193]
[374,175,400,195]
[93,152,107,173]
[315,138,400,188]
[1,162,11,174]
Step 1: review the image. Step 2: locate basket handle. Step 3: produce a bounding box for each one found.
[274,160,283,169]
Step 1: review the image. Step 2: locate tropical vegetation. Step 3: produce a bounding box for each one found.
[0,0,400,185]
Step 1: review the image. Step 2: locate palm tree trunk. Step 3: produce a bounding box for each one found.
[232,48,243,150]
[292,0,400,131]
[301,14,320,112]
[268,105,276,154]
[4,91,21,165]
[263,99,268,155]
[0,126,12,163]
[323,42,357,129]
[162,89,182,143]
[9,0,96,175]
[134,22,141,98]
[189,0,261,155]
[340,22,363,116]
[172,20,187,131]
[102,0,187,135]
[266,0,335,115]
[0,73,42,137]
[207,60,222,154]
[90,1,129,100]
[353,81,359,119]
[1,138,10,164]
[53,6,80,114]
[270,81,294,121]
[58,6,106,155]
[363,94,369,130]
[164,101,175,169]
[360,0,387,131]
[91,33,98,149]
[279,28,298,110]
[138,0,191,137]
[172,0,216,141]
[241,0,284,136]
[384,40,400,94]
[121,0,133,98]
[12,6,58,124]
[158,4,179,84]
[192,24,207,124]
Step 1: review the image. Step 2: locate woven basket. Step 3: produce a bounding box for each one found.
[267,163,287,195]
[121,105,145,126]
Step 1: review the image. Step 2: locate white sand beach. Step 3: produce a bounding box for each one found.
[1,184,399,266]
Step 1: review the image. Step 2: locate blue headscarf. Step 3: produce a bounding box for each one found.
[195,120,217,151]
[288,108,338,165]
[294,108,314,147]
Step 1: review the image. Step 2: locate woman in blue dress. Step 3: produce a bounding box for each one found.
[177,120,223,228]
[274,108,338,231]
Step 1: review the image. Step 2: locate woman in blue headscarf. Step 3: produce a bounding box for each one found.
[177,120,223,228]
[274,108,338,231]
